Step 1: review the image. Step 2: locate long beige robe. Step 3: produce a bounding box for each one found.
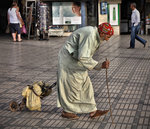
[57,26,100,113]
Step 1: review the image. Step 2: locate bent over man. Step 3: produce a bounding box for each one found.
[57,23,114,119]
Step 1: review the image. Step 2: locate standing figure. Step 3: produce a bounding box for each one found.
[128,3,147,49]
[57,23,114,119]
[7,1,24,42]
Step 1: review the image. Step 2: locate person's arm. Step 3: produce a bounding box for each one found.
[16,10,24,25]
[134,10,140,26]
[78,35,99,71]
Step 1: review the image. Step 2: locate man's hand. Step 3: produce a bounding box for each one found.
[101,60,110,69]
[94,63,102,71]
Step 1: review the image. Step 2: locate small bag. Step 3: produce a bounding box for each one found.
[21,25,27,34]
[20,24,22,28]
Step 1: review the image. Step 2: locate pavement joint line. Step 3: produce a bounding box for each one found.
[0,35,150,129]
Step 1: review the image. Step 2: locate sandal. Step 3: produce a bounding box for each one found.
[90,110,109,119]
[61,111,79,120]
[18,39,22,42]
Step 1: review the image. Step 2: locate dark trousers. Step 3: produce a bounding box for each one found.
[130,24,146,48]
[10,23,21,34]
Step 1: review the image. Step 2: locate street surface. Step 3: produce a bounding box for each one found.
[0,35,150,129]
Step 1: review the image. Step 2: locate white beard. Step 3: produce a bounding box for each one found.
[100,36,105,43]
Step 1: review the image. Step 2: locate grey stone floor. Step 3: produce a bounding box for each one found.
[0,35,150,129]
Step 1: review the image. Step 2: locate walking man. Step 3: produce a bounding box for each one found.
[128,3,147,49]
[57,23,114,119]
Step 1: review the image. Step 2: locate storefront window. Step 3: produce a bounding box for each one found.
[43,0,98,32]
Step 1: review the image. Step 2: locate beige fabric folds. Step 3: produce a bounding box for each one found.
[57,26,100,113]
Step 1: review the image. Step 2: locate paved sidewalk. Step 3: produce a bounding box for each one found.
[0,35,150,129]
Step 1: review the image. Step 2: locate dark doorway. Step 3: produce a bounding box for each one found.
[0,0,12,34]
[86,0,98,27]
[120,0,146,34]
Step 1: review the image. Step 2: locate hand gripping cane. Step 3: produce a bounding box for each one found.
[105,58,114,124]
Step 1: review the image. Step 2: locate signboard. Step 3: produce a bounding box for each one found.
[108,4,119,25]
[52,2,81,25]
[100,2,107,15]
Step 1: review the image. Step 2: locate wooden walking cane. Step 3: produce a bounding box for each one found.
[105,58,114,124]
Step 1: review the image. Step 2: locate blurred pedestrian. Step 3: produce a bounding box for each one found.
[128,3,147,49]
[7,1,24,42]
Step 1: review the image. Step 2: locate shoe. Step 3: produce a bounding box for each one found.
[18,39,22,42]
[61,111,79,120]
[144,41,147,48]
[127,47,134,49]
[90,110,109,119]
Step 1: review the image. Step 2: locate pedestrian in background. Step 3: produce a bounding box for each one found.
[7,1,24,42]
[128,3,147,49]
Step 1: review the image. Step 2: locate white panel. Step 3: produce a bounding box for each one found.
[109,4,118,25]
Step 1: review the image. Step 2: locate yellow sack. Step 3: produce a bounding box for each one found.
[20,24,22,28]
[22,83,42,111]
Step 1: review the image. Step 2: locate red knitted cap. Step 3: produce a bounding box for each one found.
[98,23,114,36]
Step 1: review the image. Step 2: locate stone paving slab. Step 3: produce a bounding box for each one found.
[0,35,150,129]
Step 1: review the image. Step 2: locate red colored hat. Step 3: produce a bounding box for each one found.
[98,23,114,36]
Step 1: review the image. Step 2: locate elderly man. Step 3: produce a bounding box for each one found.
[57,23,114,119]
[128,3,147,49]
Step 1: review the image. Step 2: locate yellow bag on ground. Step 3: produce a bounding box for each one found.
[22,83,42,111]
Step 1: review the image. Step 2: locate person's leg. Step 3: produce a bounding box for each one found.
[16,24,22,41]
[17,34,22,41]
[135,35,146,45]
[130,26,136,48]
[10,24,17,41]
[12,33,17,41]
[135,24,146,45]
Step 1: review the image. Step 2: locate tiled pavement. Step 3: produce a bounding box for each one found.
[0,35,150,129]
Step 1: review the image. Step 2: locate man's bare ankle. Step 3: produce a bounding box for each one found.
[90,110,97,116]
